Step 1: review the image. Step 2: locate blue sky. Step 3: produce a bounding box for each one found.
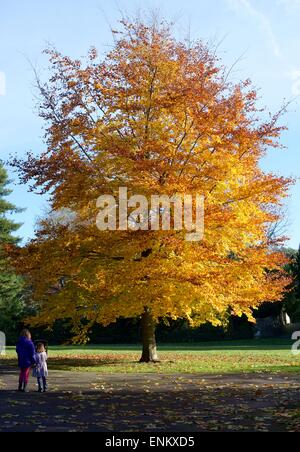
[0,0,299,247]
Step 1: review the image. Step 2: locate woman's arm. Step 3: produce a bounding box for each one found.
[29,342,36,365]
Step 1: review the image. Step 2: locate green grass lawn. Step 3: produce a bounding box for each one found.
[2,339,300,374]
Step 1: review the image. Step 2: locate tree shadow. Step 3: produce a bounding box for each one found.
[0,384,299,432]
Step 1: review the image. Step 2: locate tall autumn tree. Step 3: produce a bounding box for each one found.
[13,19,292,361]
[0,163,24,342]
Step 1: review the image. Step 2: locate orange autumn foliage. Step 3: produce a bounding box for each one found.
[13,19,293,342]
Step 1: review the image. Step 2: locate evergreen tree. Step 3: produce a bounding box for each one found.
[0,163,24,342]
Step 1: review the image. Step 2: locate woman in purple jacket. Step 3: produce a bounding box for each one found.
[16,329,36,392]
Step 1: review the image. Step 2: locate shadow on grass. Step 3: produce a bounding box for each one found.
[2,357,300,375]
[0,357,140,369]
[5,339,295,353]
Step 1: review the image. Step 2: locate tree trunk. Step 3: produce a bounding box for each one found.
[139,308,159,363]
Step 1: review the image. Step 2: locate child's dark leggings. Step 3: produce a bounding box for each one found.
[37,377,47,390]
[19,368,30,385]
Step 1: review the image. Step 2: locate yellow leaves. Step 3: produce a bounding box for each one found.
[11,18,293,340]
[213,135,223,145]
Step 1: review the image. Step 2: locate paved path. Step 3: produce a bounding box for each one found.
[1,366,300,432]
